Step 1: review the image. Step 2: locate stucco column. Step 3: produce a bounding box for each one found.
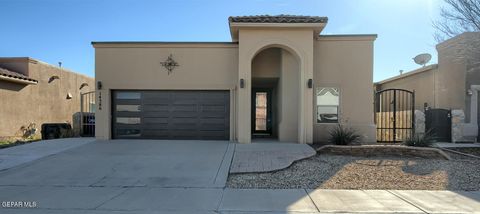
[237,50,252,143]
[470,85,480,125]
[303,45,314,144]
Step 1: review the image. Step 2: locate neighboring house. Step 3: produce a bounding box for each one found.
[0,57,95,137]
[374,32,480,142]
[93,15,377,143]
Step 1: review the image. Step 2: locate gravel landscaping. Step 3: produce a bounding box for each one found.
[227,152,480,190]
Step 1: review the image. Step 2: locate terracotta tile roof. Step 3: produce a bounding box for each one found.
[0,66,38,83]
[229,15,328,23]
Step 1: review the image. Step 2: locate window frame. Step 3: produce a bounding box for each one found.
[315,87,340,124]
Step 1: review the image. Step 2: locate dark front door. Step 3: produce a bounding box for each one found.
[252,89,272,136]
[425,108,452,142]
[112,90,230,140]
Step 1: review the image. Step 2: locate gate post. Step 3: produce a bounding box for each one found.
[393,90,397,142]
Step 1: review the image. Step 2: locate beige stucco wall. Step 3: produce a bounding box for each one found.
[436,48,466,111]
[278,49,300,142]
[252,48,280,78]
[93,31,376,144]
[313,36,377,143]
[0,58,94,137]
[94,43,239,140]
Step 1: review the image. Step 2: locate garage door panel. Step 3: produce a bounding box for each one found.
[115,112,142,117]
[142,104,169,112]
[115,99,141,105]
[142,99,171,105]
[200,105,227,111]
[200,125,227,131]
[142,130,169,138]
[199,118,226,125]
[143,117,169,124]
[115,117,141,125]
[113,90,229,140]
[169,112,199,118]
[199,112,228,118]
[115,129,141,138]
[171,104,197,112]
[115,124,141,130]
[142,111,171,117]
[142,124,169,130]
[171,118,197,124]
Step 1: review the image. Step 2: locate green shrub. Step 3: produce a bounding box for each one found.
[404,132,434,147]
[328,124,361,145]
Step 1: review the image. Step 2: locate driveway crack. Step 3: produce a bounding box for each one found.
[387,190,428,214]
[304,189,320,213]
[93,187,130,210]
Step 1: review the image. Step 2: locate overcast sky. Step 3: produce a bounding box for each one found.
[0,0,443,81]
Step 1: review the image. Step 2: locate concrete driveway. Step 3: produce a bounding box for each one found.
[0,139,234,188]
[1,139,480,213]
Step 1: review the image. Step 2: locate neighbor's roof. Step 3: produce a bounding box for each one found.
[375,64,438,85]
[0,66,38,84]
[229,15,328,23]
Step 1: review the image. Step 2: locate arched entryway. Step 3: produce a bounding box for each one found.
[236,35,314,144]
[251,47,300,142]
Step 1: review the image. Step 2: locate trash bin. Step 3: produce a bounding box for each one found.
[41,123,72,140]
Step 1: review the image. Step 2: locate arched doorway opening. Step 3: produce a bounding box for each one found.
[251,47,300,142]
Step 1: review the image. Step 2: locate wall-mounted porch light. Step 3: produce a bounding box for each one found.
[240,79,245,88]
[307,79,313,88]
[97,81,102,90]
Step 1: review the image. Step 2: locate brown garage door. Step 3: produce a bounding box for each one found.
[112,90,230,140]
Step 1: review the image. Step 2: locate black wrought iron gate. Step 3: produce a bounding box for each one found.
[375,89,415,143]
[80,91,95,137]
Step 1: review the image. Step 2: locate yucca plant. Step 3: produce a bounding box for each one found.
[403,131,434,147]
[328,124,361,145]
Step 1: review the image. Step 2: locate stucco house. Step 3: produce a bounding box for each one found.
[0,57,94,138]
[375,32,480,142]
[93,15,377,143]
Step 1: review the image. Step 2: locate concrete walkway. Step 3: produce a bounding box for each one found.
[0,137,95,171]
[230,142,316,173]
[0,188,479,213]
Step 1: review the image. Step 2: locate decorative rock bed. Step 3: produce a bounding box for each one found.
[227,145,480,190]
[316,145,451,160]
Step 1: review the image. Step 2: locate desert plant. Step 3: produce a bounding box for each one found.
[19,122,37,139]
[403,132,434,147]
[328,124,361,145]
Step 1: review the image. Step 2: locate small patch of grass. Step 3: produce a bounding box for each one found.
[0,136,41,149]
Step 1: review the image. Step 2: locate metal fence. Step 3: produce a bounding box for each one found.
[80,91,95,137]
[375,89,415,143]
